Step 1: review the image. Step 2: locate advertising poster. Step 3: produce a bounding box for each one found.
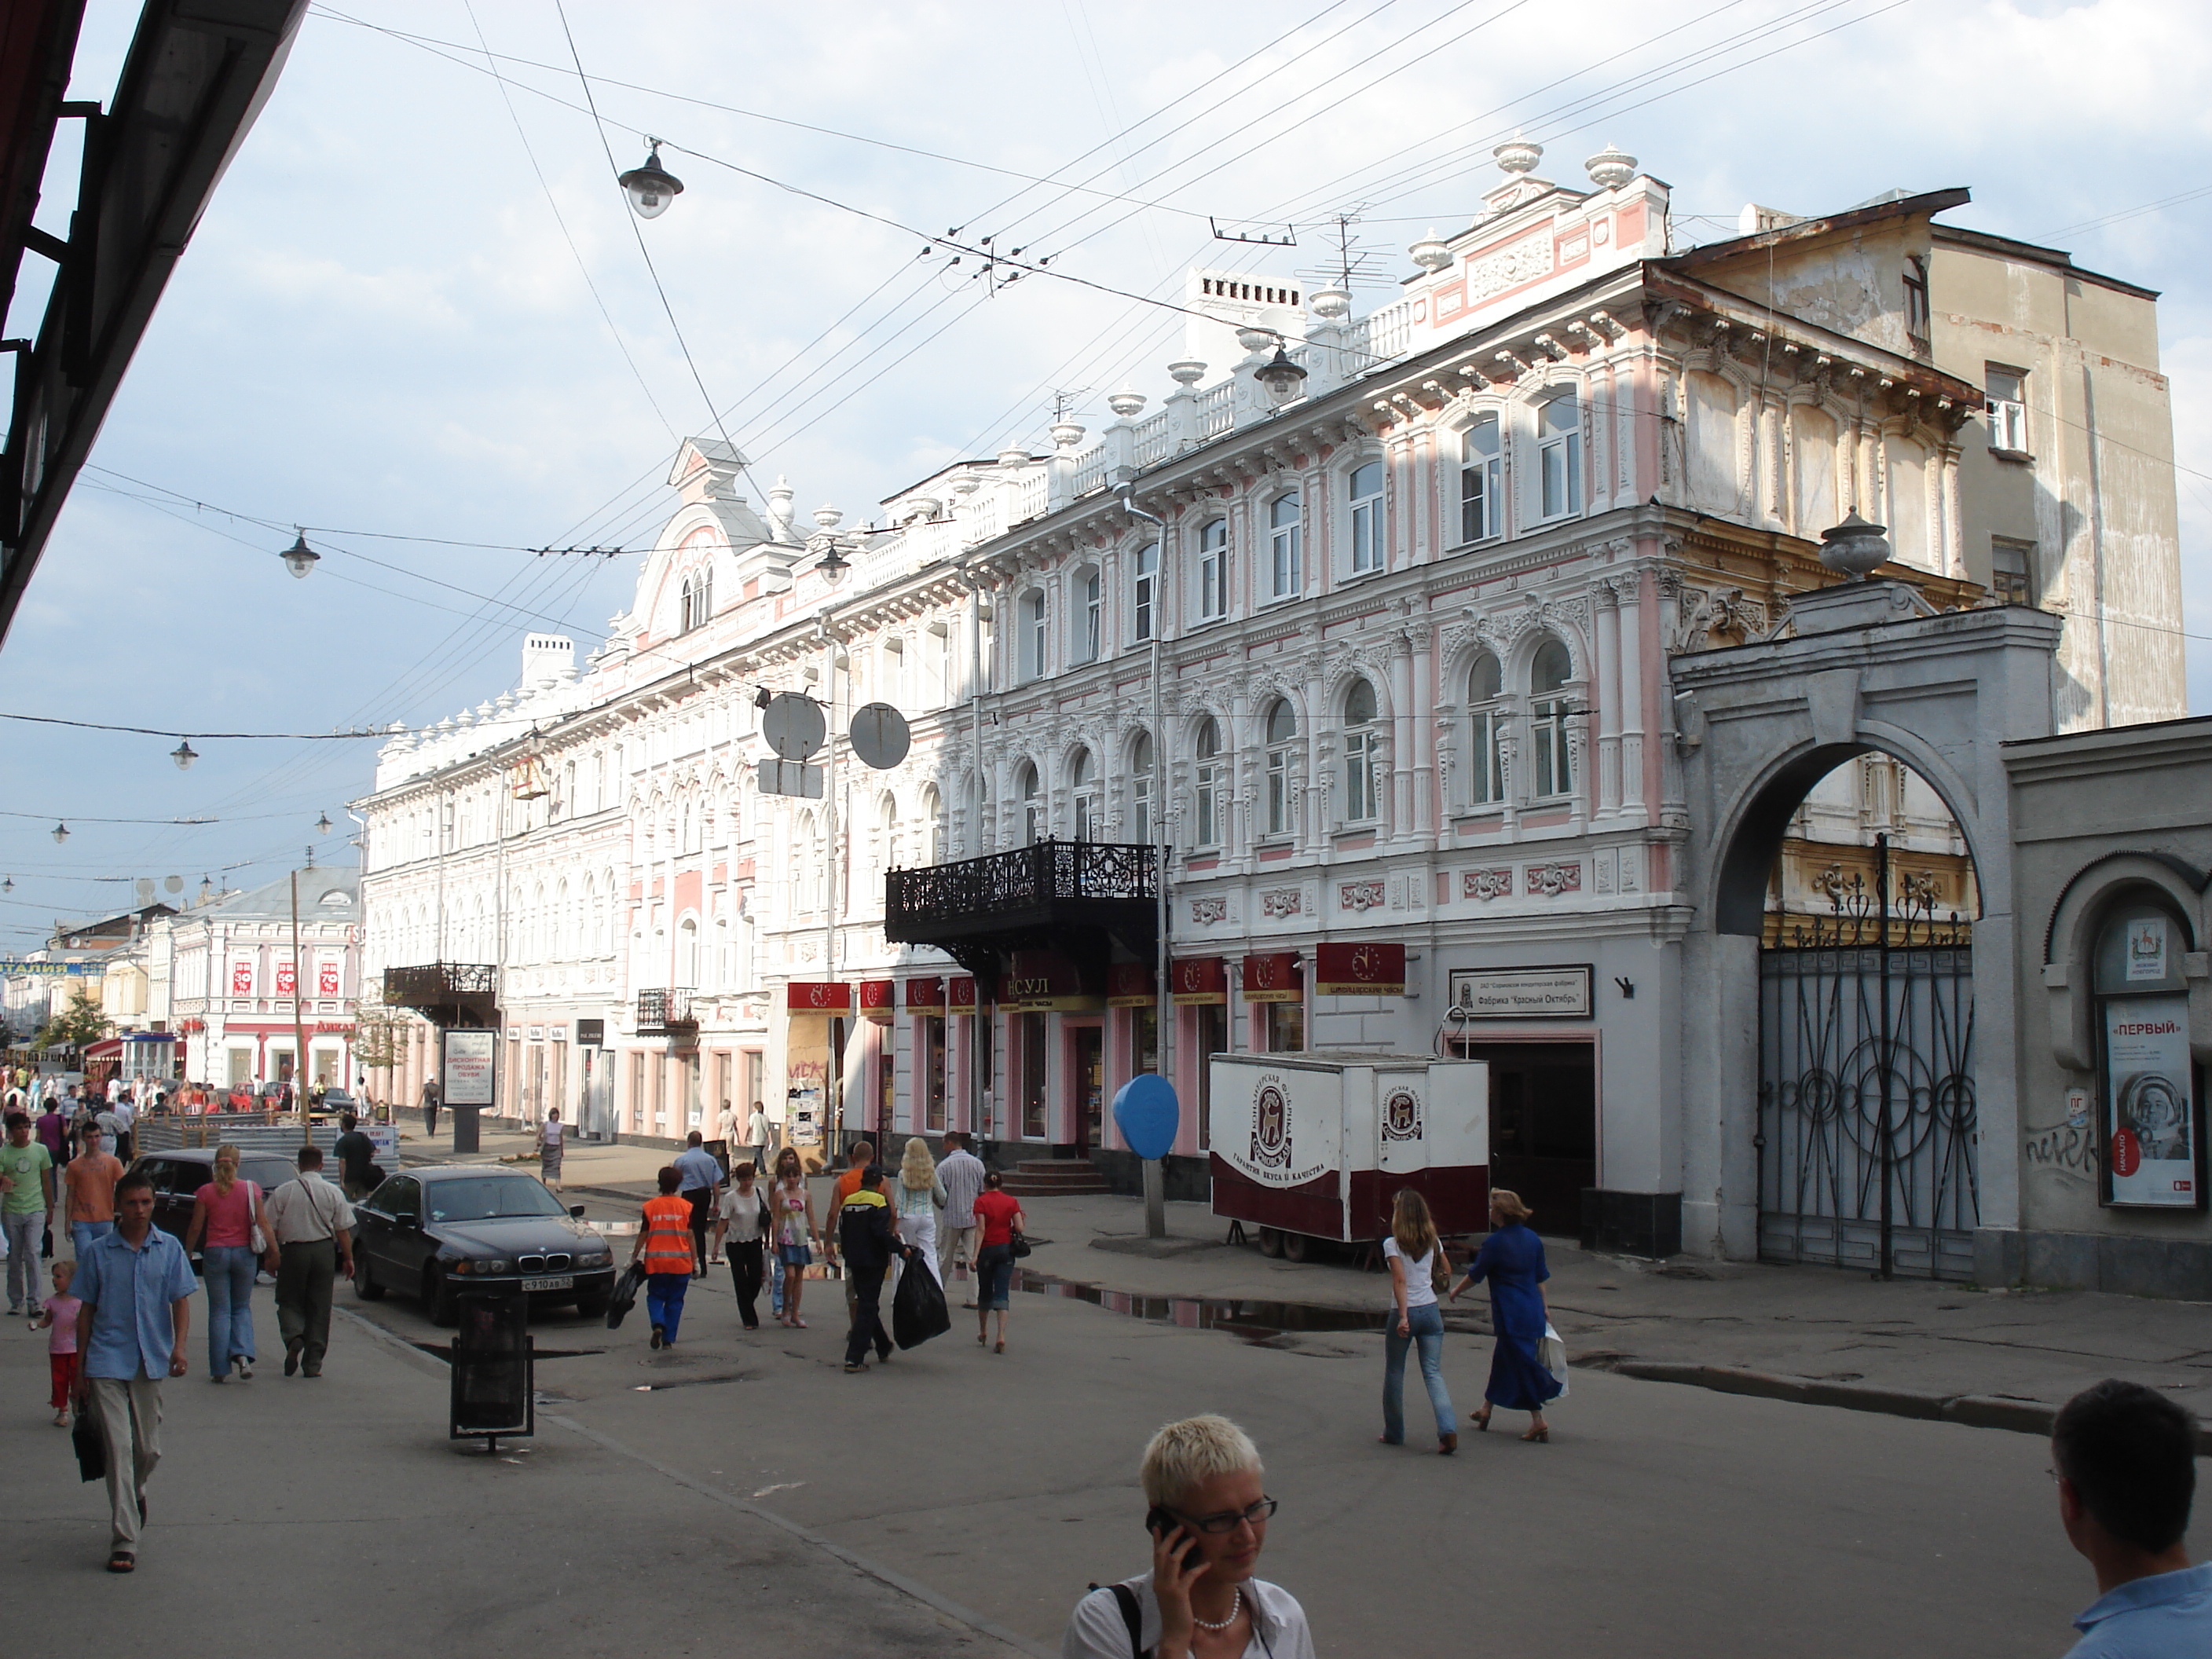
[318,959,341,997]
[275,957,296,997]
[2104,994,2198,1207]
[231,958,255,995]
[442,1030,497,1108]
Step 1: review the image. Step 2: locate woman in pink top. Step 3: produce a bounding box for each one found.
[185,1145,277,1382]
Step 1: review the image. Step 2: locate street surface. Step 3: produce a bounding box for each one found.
[6,1174,2203,1655]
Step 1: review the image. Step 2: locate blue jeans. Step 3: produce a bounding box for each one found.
[1382,1302,1455,1444]
[71,1220,114,1258]
[646,1272,689,1343]
[203,1244,258,1375]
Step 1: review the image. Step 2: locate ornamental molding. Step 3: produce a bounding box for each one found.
[1340,879,1386,912]
[1191,896,1228,925]
[1463,866,1513,900]
[1260,887,1304,919]
[1525,861,1582,896]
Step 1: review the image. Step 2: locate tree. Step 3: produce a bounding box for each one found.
[352,1003,406,1069]
[37,983,110,1051]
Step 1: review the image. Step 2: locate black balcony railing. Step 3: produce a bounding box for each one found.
[886,839,1155,941]
[637,988,697,1034]
[382,962,497,1005]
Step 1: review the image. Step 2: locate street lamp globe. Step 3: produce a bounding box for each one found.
[618,142,684,219]
[170,740,197,771]
[51,822,68,843]
[1256,344,1309,405]
[280,532,319,580]
[815,541,850,583]
[316,812,333,835]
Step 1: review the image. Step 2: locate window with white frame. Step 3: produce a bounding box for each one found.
[1020,589,1047,681]
[1268,493,1302,599]
[881,637,905,705]
[1071,749,1100,841]
[1536,395,1582,520]
[1196,519,1228,621]
[1467,653,1505,805]
[1193,718,1221,848]
[1348,461,1384,574]
[1461,416,1503,542]
[1133,543,1159,643]
[880,794,900,875]
[1263,699,1298,837]
[931,619,953,705]
[1342,678,1379,822]
[676,917,699,988]
[1075,567,1103,664]
[1018,763,1042,844]
[797,812,822,911]
[1987,365,2028,454]
[1529,639,1574,800]
[1130,732,1154,844]
[922,785,946,862]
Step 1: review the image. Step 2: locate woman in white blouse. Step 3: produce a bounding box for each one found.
[1379,1187,1457,1454]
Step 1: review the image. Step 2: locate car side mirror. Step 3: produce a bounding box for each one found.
[570,1204,587,1219]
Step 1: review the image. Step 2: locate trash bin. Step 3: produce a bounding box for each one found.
[449,1291,533,1450]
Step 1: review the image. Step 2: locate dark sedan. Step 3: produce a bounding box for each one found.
[351,1165,616,1326]
[130,1148,301,1263]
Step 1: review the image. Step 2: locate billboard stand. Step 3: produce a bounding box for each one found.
[442,1028,496,1157]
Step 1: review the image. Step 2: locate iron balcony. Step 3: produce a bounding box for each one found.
[884,840,1158,966]
[382,962,499,1026]
[636,988,698,1035]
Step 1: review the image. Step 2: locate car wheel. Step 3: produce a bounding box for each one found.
[1280,1231,1312,1264]
[424,1265,459,1328]
[352,1254,384,1301]
[573,1286,610,1319]
[1256,1226,1284,1258]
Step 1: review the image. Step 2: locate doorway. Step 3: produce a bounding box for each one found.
[1459,1041,1596,1237]
[1073,1025,1104,1154]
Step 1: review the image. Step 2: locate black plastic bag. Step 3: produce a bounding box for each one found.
[891,1258,951,1350]
[72,1410,104,1483]
[606,1262,646,1329]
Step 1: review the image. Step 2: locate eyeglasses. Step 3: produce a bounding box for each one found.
[1170,1496,1279,1535]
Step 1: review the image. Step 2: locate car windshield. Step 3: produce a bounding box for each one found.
[427,1176,566,1223]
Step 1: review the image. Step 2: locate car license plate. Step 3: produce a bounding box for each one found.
[522,1274,573,1292]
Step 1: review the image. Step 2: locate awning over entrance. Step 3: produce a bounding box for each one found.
[1002,950,1103,1012]
[1243,953,1302,1003]
[1315,941,1405,995]
[1171,958,1227,1005]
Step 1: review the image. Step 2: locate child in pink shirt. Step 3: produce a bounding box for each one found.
[35,1260,81,1426]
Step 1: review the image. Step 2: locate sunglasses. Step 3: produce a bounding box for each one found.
[1167,1496,1279,1536]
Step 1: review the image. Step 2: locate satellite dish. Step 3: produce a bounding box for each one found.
[849,702,911,771]
[761,693,827,762]
[163,875,183,893]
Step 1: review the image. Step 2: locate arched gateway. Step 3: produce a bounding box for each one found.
[1672,581,2063,1278]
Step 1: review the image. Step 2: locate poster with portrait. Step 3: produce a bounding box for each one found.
[2104,994,2199,1208]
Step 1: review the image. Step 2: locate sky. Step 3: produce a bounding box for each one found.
[0,0,2207,947]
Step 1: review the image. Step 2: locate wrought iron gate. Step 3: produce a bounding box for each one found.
[1756,840,1978,1280]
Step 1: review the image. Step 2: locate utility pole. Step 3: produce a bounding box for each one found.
[1119,485,1171,1239]
[290,870,311,1148]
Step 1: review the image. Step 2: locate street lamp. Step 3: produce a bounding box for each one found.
[280,532,319,579]
[170,740,197,771]
[50,822,68,844]
[315,812,332,836]
[1256,343,1309,405]
[617,141,683,219]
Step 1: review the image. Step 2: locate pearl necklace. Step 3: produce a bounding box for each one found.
[1192,1588,1243,1632]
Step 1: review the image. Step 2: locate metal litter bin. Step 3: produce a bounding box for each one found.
[449,1291,533,1451]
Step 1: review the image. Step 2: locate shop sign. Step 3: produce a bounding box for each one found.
[786,981,851,1013]
[1241,952,1302,1004]
[1003,950,1099,1012]
[860,980,895,1023]
[575,1018,606,1046]
[904,977,946,1015]
[1108,962,1159,1008]
[442,1030,496,1108]
[1448,964,1592,1019]
[1315,941,1404,996]
[2104,996,2199,1208]
[947,976,979,1015]
[1171,958,1228,1006]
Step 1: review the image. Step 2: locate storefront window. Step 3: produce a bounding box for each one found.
[1132,1005,1159,1077]
[2095,898,2202,1210]
[921,1016,947,1132]
[1265,1002,1305,1053]
[1020,1013,1047,1139]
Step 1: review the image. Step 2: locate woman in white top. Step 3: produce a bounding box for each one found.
[893,1137,947,1287]
[1379,1187,1458,1454]
[533,1108,565,1190]
[716,1159,771,1330]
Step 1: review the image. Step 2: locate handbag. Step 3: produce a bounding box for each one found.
[246,1181,268,1254]
[1008,1231,1032,1260]
[606,1262,646,1329]
[72,1408,105,1482]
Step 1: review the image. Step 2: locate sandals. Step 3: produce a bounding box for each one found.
[1439,1433,1459,1456]
[1522,1424,1550,1443]
[1470,1406,1493,1433]
[994,1339,1005,1354]
[106,1551,134,1574]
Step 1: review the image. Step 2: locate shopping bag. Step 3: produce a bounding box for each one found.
[72,1411,105,1483]
[891,1257,952,1350]
[1538,1321,1569,1397]
[606,1262,646,1330]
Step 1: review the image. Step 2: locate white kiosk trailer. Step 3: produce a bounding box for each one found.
[1208,1051,1489,1260]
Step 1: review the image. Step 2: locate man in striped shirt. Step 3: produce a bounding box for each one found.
[936,1132,987,1298]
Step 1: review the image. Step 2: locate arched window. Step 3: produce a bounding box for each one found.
[1020,589,1047,680]
[696,563,712,625]
[1264,699,1298,837]
[1537,394,1582,519]
[1343,679,1379,822]
[1268,494,1302,599]
[881,637,905,705]
[881,793,901,873]
[1348,461,1384,574]
[922,785,946,864]
[2093,896,2197,1207]
[1196,520,1229,621]
[1133,543,1159,643]
[679,576,695,633]
[676,917,698,989]
[1193,717,1221,848]
[1075,567,1103,664]
[1018,763,1042,844]
[1462,416,1503,541]
[1071,749,1100,842]
[1529,639,1574,799]
[1130,732,1154,844]
[1467,653,1505,805]
[797,811,822,911]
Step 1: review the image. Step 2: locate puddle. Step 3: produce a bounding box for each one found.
[1014,1269,1388,1342]
[407,1342,606,1364]
[631,1373,746,1391]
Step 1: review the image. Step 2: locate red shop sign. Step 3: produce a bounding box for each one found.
[905,977,946,1014]
[1241,952,1302,1004]
[1107,961,1158,1008]
[1314,940,1404,996]
[860,980,895,1023]
[1170,958,1227,1005]
[947,976,980,1014]
[786,982,851,1013]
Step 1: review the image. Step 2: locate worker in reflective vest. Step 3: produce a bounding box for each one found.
[632,1168,698,1350]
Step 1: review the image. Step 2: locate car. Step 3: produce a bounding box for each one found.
[129,1148,302,1265]
[350,1164,617,1326]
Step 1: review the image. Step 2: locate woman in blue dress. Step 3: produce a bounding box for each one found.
[1448,1188,1560,1441]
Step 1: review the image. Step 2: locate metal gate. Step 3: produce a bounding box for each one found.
[1756,840,1978,1280]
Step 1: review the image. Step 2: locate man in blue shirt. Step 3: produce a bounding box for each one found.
[672,1131,724,1278]
[2055,1377,2210,1657]
[71,1168,196,1574]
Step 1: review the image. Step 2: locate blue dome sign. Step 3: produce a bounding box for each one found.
[1112,1073,1180,1161]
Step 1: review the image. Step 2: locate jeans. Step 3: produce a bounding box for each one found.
[645,1272,690,1343]
[4,1211,43,1307]
[1382,1302,1455,1444]
[727,1238,764,1328]
[203,1245,258,1375]
[768,1249,786,1316]
[975,1244,1013,1311]
[844,1263,891,1367]
[71,1219,114,1258]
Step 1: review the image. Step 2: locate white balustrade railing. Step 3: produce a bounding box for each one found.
[1071,449,1109,497]
[1198,381,1234,437]
[1133,409,1172,465]
[1013,470,1049,522]
[1350,300,1412,364]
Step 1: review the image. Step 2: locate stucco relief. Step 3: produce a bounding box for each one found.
[1464,229,1555,303]
[1525,862,1582,896]
[1340,880,1386,912]
[1191,897,1227,925]
[1261,887,1303,918]
[1463,867,1513,900]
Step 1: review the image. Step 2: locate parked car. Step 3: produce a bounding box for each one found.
[351,1165,616,1326]
[129,1148,301,1265]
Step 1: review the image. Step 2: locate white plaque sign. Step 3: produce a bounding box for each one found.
[1448,965,1593,1019]
[442,1030,497,1108]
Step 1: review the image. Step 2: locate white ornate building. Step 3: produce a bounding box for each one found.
[355,140,2183,1262]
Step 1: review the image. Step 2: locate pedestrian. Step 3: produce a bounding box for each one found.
[713,1097,739,1174]
[747,1099,771,1181]
[34,1095,67,1165]
[1061,1414,1315,1659]
[768,1146,817,1329]
[71,1167,196,1574]
[421,1075,441,1139]
[936,1130,986,1294]
[182,1144,278,1382]
[34,1258,81,1426]
[970,1170,1024,1354]
[717,1160,771,1330]
[263,1145,354,1379]
[894,1136,947,1287]
[822,1137,885,1295]
[2,1109,56,1314]
[1448,1188,1560,1442]
[837,1162,915,1374]
[672,1130,723,1276]
[630,1166,697,1350]
[534,1107,566,1191]
[108,1094,136,1163]
[62,1129,124,1258]
[331,1111,376,1201]
[1379,1188,1457,1455]
[2053,1378,2210,1657]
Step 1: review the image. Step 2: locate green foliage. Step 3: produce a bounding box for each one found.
[36,984,111,1051]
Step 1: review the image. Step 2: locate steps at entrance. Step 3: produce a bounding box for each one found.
[998,1157,1113,1197]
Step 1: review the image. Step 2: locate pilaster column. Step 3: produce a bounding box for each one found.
[1594,582,1622,818]
[1618,569,1648,828]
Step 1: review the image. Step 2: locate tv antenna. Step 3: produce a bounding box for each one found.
[1295,209,1396,292]
[1209,215,1296,247]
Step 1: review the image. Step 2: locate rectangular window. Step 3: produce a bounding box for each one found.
[1269,495,1302,599]
[1461,418,1502,542]
[921,1016,946,1132]
[1538,397,1582,519]
[1195,762,1218,847]
[1992,538,2034,605]
[1133,770,1152,845]
[1266,749,1293,837]
[1079,570,1102,663]
[1265,1001,1305,1054]
[1345,729,1376,821]
[1531,702,1572,798]
[1470,709,1503,804]
[1133,544,1157,642]
[1022,591,1047,680]
[1020,1013,1047,1138]
[1196,521,1229,621]
[1904,257,1931,352]
[1132,1004,1159,1077]
[1987,366,2028,454]
[1348,462,1384,574]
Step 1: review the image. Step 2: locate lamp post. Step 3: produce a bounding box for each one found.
[1118,484,1171,1240]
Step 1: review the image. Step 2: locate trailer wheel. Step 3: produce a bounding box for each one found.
[1256,1226,1284,1258]
[1280,1231,1311,1264]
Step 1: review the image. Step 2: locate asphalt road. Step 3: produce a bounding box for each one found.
[7,1218,2199,1657]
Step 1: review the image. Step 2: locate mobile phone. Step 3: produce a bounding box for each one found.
[1144,1506,1175,1539]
